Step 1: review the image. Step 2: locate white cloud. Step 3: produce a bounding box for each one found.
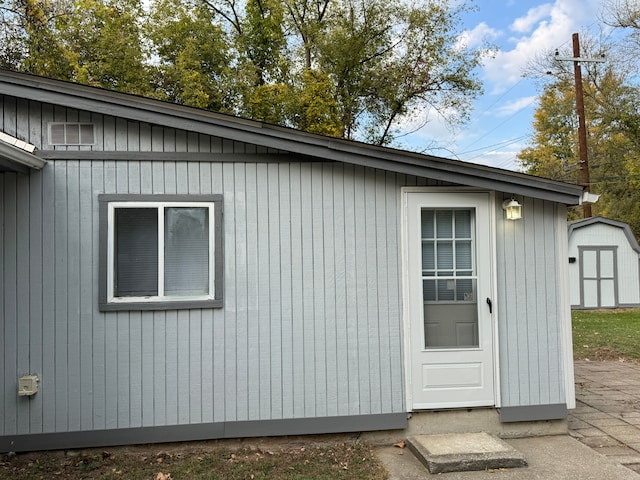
[481,0,603,92]
[457,22,501,50]
[494,96,537,117]
[511,4,553,33]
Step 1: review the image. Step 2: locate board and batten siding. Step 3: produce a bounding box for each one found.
[0,158,435,437]
[0,94,281,154]
[495,197,571,410]
[1,93,573,441]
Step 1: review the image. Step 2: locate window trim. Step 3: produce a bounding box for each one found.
[99,194,224,311]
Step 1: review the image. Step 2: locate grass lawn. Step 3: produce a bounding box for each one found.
[572,308,640,362]
[0,442,387,480]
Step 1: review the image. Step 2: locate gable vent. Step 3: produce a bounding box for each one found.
[49,123,95,146]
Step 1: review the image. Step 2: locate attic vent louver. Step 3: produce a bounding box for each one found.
[49,123,95,146]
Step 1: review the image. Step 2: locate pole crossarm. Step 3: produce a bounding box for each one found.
[555,55,606,63]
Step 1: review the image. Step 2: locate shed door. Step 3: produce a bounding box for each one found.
[580,247,618,308]
[406,192,495,409]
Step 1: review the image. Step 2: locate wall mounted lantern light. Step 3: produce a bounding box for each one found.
[502,197,522,220]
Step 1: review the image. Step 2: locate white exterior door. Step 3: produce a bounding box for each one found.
[405,191,496,409]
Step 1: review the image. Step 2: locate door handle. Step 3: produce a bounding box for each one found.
[486,297,492,314]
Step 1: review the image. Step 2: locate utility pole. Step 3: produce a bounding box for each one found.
[555,33,605,218]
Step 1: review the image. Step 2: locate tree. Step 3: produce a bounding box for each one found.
[0,0,153,94]
[0,0,73,77]
[3,0,486,147]
[518,43,640,233]
[295,0,485,144]
[602,0,640,66]
[147,0,232,110]
[191,0,485,144]
[58,0,153,95]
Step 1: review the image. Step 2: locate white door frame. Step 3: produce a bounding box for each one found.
[401,187,501,411]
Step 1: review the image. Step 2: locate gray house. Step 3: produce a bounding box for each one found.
[1,70,586,452]
[568,216,640,309]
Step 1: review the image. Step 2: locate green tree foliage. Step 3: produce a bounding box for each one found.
[59,0,152,94]
[147,0,231,109]
[0,0,152,94]
[0,0,72,76]
[1,0,485,146]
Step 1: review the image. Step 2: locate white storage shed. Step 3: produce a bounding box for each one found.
[568,217,640,309]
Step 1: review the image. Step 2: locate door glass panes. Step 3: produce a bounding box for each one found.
[421,208,479,348]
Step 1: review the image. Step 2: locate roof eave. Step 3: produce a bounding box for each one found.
[0,70,583,203]
[0,140,46,172]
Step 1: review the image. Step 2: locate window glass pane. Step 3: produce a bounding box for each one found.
[437,279,455,301]
[436,211,452,238]
[422,241,435,270]
[164,207,210,296]
[456,279,475,301]
[456,240,472,270]
[455,210,471,238]
[115,208,158,296]
[421,210,434,238]
[423,279,436,301]
[437,241,453,269]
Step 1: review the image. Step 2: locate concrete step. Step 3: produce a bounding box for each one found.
[406,432,528,474]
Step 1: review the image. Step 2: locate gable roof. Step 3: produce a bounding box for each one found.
[568,216,640,254]
[0,69,584,204]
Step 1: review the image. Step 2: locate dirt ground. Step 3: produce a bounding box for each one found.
[0,434,388,480]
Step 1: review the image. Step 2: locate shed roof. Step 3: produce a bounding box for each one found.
[0,69,584,204]
[568,216,640,254]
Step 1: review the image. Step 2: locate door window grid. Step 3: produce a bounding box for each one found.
[422,209,477,303]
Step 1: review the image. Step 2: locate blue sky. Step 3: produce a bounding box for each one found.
[400,0,607,171]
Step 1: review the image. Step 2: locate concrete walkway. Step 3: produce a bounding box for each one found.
[570,360,640,474]
[378,360,640,478]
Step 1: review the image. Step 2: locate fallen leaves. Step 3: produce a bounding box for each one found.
[154,472,171,480]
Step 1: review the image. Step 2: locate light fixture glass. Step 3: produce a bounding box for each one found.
[502,198,522,220]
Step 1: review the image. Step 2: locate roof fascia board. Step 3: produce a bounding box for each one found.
[0,138,46,171]
[326,152,582,204]
[37,151,306,163]
[1,71,582,203]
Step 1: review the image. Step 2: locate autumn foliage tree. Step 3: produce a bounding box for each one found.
[519,36,640,234]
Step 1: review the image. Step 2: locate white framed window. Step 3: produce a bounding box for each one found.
[99,195,223,311]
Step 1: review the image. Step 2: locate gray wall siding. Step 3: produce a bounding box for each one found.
[496,197,566,408]
[1,95,279,154]
[1,94,571,438]
[1,161,416,436]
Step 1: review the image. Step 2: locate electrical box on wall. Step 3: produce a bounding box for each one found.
[18,375,39,397]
